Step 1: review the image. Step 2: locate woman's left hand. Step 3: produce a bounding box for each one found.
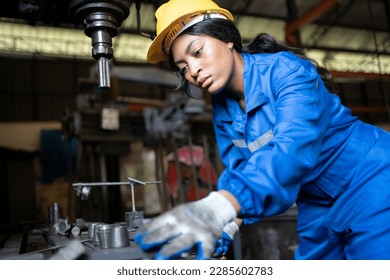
[135,192,237,260]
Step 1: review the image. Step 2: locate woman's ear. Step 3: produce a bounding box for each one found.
[227,42,234,51]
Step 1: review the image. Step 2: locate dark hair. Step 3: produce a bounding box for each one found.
[168,18,338,96]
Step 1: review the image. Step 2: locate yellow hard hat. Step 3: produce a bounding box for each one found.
[147,0,233,63]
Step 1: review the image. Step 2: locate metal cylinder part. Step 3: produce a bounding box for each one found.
[111,223,130,248]
[71,226,81,236]
[98,57,110,88]
[49,202,61,224]
[88,222,103,245]
[97,224,113,249]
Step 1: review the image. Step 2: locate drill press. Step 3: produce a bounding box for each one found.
[69,0,133,88]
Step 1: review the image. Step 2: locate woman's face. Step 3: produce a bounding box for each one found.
[171,34,236,95]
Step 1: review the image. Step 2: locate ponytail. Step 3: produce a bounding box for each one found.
[243,33,338,93]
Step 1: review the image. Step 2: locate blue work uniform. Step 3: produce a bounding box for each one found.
[212,51,390,259]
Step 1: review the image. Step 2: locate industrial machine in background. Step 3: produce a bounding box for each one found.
[1,0,152,88]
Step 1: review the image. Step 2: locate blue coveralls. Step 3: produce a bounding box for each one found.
[213,51,390,259]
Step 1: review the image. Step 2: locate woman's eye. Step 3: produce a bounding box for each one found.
[194,48,202,57]
[179,65,188,74]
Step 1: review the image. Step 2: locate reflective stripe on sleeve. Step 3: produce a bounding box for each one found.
[232,130,274,153]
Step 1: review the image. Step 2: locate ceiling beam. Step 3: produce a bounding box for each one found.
[330,70,390,80]
[285,0,339,46]
[348,105,389,114]
[303,45,390,56]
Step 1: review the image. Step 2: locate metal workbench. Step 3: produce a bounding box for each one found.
[0,224,153,260]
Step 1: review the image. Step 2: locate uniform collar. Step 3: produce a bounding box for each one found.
[242,53,269,113]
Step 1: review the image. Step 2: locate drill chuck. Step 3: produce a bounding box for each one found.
[70,0,132,88]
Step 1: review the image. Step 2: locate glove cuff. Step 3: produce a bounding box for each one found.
[202,191,237,228]
[223,220,240,239]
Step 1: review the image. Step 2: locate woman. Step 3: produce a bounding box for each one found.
[135,0,390,260]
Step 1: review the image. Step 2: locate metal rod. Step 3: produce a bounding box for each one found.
[129,181,136,212]
[72,178,161,188]
[98,57,111,88]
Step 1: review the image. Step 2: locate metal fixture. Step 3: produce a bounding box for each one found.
[73,177,161,201]
[73,177,160,234]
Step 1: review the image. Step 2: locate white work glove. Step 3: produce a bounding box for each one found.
[213,220,240,257]
[135,191,237,260]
